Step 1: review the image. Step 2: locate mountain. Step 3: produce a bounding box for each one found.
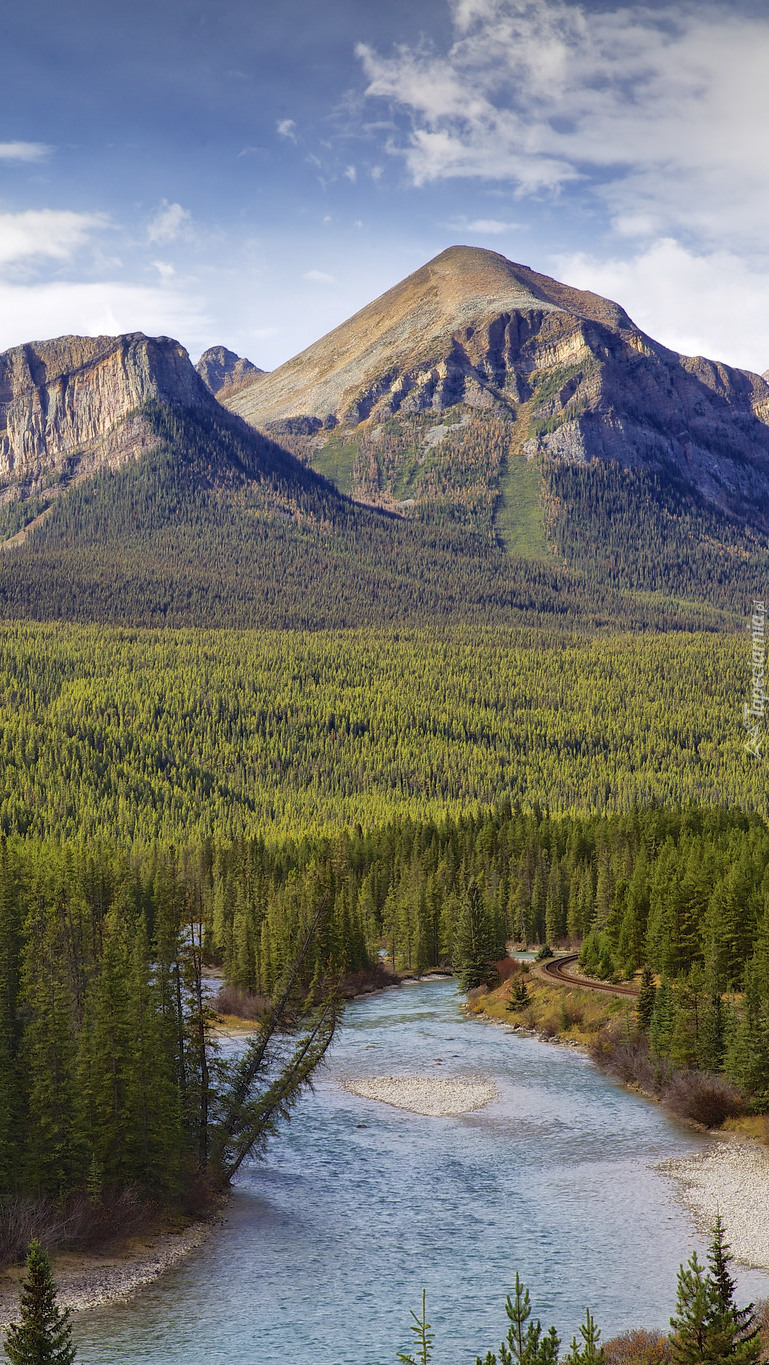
[0,328,630,632]
[0,333,219,543]
[0,248,767,631]
[195,345,263,396]
[219,245,769,541]
[0,333,211,478]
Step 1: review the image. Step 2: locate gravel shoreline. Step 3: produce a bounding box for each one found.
[661,1139,769,1270]
[0,1220,216,1330]
[339,1073,498,1115]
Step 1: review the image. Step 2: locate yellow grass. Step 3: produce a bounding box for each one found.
[470,973,623,1044]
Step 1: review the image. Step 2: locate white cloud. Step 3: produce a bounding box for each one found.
[276,118,297,141]
[0,279,209,352]
[344,165,357,182]
[357,1,769,248]
[553,239,769,374]
[153,261,176,281]
[303,269,337,285]
[0,210,108,266]
[147,201,191,245]
[0,141,51,162]
[453,218,519,233]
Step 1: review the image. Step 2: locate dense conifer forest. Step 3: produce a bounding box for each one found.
[0,622,761,844]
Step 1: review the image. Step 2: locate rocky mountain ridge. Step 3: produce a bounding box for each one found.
[218,246,769,532]
[195,345,263,396]
[0,332,214,499]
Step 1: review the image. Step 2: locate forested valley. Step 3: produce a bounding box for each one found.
[3,799,769,1255]
[0,622,762,843]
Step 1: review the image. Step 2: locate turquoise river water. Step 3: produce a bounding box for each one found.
[74,978,769,1364]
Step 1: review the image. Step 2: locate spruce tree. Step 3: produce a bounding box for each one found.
[507,972,530,1012]
[4,1240,76,1365]
[669,1221,760,1364]
[454,881,494,992]
[636,964,656,1033]
[705,1215,760,1364]
[669,1250,712,1363]
[649,978,675,1058]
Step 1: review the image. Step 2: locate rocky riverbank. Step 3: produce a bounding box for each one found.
[662,1139,769,1270]
[0,1220,216,1330]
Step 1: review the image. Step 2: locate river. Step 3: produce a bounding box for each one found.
[74,978,769,1364]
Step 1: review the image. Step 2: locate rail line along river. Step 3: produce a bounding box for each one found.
[74,978,769,1365]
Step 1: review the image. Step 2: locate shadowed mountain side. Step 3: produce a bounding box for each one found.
[0,402,735,633]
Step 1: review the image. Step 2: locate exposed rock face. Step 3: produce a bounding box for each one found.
[220,245,632,426]
[0,333,214,492]
[219,245,769,527]
[195,345,263,397]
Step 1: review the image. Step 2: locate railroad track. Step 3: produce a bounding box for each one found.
[539,952,639,998]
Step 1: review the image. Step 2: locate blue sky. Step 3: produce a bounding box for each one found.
[3,0,769,373]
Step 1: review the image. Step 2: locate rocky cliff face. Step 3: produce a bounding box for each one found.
[0,332,214,494]
[219,245,769,530]
[195,345,263,396]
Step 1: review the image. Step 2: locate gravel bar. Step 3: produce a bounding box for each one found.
[661,1141,769,1269]
[339,1073,498,1115]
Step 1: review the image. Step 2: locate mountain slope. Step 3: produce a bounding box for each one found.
[219,245,769,543]
[0,390,726,634]
[0,399,636,631]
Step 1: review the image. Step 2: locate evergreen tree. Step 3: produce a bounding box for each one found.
[4,1240,76,1365]
[669,1251,712,1364]
[698,989,727,1074]
[669,1222,760,1364]
[649,979,675,1058]
[454,881,494,992]
[476,1276,560,1365]
[705,1215,760,1364]
[507,971,530,1012]
[397,1289,433,1365]
[563,1308,605,1364]
[636,965,656,1033]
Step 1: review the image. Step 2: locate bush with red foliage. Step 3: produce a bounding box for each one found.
[604,1328,672,1363]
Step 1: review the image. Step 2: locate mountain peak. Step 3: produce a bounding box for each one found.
[196,345,264,396]
[402,246,634,332]
[219,244,637,428]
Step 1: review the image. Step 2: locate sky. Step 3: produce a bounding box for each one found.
[3,0,769,373]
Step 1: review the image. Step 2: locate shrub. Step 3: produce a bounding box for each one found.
[661,1071,744,1128]
[339,964,400,997]
[590,1032,670,1097]
[604,1328,671,1363]
[537,1008,561,1038]
[0,1189,153,1268]
[213,985,270,1020]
